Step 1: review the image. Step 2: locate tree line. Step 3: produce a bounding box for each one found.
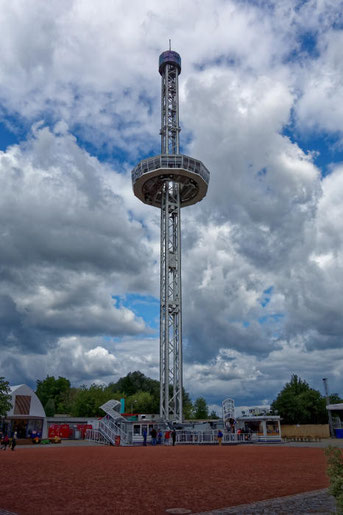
[0,372,341,423]
[270,374,342,424]
[34,371,217,419]
[33,372,343,423]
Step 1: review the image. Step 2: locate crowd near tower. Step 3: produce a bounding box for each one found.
[131,47,210,423]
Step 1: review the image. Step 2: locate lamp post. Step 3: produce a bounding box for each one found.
[323,377,335,438]
[130,399,138,415]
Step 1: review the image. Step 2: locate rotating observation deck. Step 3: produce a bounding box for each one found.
[132,153,210,208]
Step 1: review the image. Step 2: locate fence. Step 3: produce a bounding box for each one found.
[281,424,330,439]
[176,431,259,444]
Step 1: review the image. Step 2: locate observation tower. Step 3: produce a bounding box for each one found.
[131,48,210,423]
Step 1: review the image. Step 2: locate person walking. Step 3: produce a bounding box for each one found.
[171,429,176,446]
[150,428,157,446]
[157,429,163,445]
[142,428,147,446]
[1,434,9,451]
[164,430,171,445]
[11,431,17,451]
[217,429,223,445]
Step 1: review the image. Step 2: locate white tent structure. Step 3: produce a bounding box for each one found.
[4,384,47,439]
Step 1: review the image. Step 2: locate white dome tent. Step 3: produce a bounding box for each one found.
[4,384,47,439]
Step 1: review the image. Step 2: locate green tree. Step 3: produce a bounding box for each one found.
[193,397,209,419]
[271,375,327,424]
[126,391,156,414]
[70,384,121,417]
[108,371,193,418]
[70,387,96,417]
[0,377,12,416]
[63,387,80,414]
[34,371,195,419]
[209,410,220,419]
[44,398,56,417]
[329,393,343,404]
[325,446,343,513]
[36,376,71,414]
[108,371,160,398]
[183,389,194,419]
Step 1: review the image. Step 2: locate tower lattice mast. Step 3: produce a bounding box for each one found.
[132,48,210,423]
[159,50,182,421]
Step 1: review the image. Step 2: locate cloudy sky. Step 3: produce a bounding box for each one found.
[1,0,343,413]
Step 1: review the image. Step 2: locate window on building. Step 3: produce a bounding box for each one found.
[133,425,141,436]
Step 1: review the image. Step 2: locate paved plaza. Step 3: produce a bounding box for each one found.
[1,439,341,514]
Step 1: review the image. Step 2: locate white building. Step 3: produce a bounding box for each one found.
[237,414,281,440]
[3,384,47,439]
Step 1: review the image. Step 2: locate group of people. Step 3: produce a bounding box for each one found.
[142,428,177,446]
[0,431,17,451]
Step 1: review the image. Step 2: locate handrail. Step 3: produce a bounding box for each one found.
[132,154,210,185]
[85,429,109,445]
[99,415,132,445]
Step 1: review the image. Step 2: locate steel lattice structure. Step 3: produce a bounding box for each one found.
[131,49,210,423]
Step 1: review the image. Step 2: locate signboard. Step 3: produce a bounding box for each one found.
[222,398,235,427]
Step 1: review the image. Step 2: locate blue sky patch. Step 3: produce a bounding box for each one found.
[260,286,273,308]
[257,167,267,177]
[258,313,284,325]
[0,112,28,151]
[282,123,343,177]
[113,293,159,330]
[298,31,319,59]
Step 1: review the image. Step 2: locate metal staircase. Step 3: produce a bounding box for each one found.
[100,400,132,445]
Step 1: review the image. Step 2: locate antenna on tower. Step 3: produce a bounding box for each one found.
[169,39,171,50]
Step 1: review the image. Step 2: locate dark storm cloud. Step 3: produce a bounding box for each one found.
[0,126,152,354]
[0,293,56,352]
[184,313,281,363]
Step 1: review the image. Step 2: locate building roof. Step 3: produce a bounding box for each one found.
[327,403,343,410]
[237,415,280,421]
[9,384,25,393]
